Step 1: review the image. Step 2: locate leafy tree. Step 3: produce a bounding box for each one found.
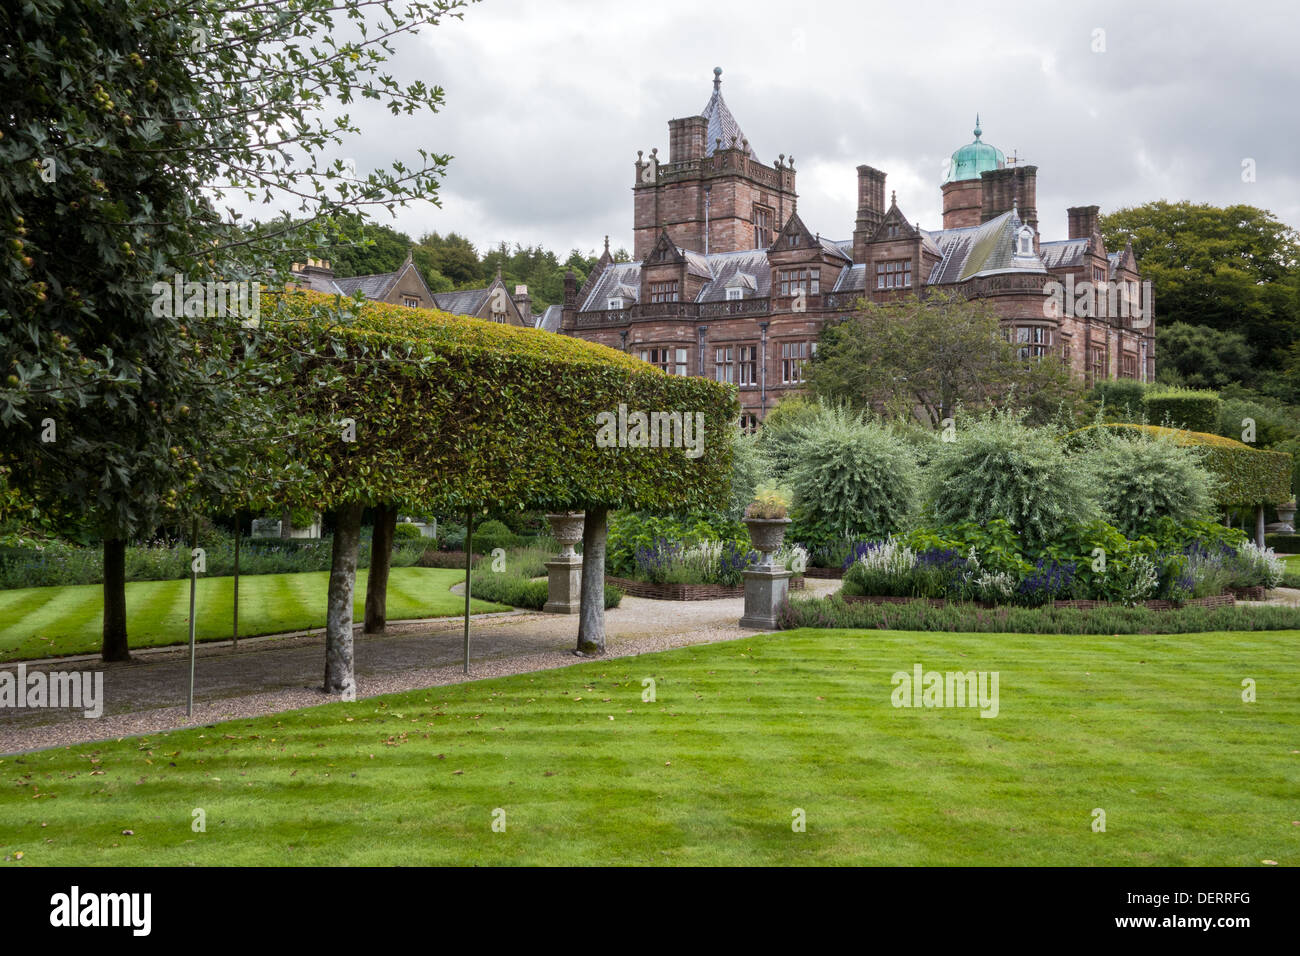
[808,292,1081,428]
[1154,322,1255,389]
[1101,201,1300,374]
[1,0,471,660]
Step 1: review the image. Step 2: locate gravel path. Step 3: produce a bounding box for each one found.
[0,580,840,755]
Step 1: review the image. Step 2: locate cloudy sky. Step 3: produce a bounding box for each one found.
[285,0,1300,258]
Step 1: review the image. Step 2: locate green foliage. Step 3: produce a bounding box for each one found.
[471,519,515,554]
[808,291,1081,427]
[787,408,919,549]
[1087,379,1148,422]
[392,523,424,541]
[1101,201,1300,385]
[469,547,621,609]
[779,593,1300,634]
[0,533,426,589]
[727,431,772,521]
[1155,323,1255,390]
[756,395,823,477]
[1264,533,1300,553]
[1067,424,1293,506]
[922,411,1097,549]
[1142,387,1222,433]
[260,290,738,515]
[1077,426,1215,536]
[606,512,747,577]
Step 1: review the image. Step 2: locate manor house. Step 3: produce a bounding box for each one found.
[554,68,1154,427]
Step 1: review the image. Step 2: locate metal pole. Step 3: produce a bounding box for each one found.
[187,517,198,717]
[232,516,240,652]
[463,510,474,675]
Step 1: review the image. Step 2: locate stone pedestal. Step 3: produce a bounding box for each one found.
[544,555,583,614]
[740,565,793,630]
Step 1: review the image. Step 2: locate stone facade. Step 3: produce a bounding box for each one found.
[561,70,1155,424]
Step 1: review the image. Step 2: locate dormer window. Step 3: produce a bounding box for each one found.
[788,234,797,247]
[726,287,744,301]
[608,297,625,310]
[404,296,419,308]
[1016,225,1035,257]
[887,222,900,238]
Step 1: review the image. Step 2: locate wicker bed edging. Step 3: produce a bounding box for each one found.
[841,593,1237,611]
[606,575,805,601]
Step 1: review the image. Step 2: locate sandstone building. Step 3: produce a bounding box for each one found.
[559,69,1154,426]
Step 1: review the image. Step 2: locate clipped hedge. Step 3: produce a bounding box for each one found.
[1067,424,1292,506]
[1265,533,1300,553]
[257,290,739,513]
[1142,387,1221,434]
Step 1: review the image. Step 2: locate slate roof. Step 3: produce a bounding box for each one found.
[333,272,399,299]
[695,249,772,302]
[579,262,643,312]
[1039,238,1089,269]
[536,304,564,333]
[701,69,756,160]
[431,287,491,316]
[922,211,1046,284]
[832,263,866,292]
[294,271,345,295]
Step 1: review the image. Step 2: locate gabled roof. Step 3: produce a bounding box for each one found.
[701,67,756,160]
[431,287,491,316]
[333,257,437,305]
[536,304,564,333]
[579,261,643,311]
[694,249,772,302]
[923,210,1046,284]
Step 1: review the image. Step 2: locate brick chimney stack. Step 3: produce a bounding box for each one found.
[1067,205,1101,240]
[852,165,888,262]
[668,116,708,163]
[513,284,531,323]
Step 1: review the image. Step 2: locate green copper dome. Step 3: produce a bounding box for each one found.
[944,115,1005,184]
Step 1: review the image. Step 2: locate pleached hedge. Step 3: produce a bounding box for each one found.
[1066,424,1292,507]
[254,289,738,514]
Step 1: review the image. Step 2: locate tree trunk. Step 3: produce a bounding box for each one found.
[575,506,608,656]
[364,504,397,634]
[323,502,364,695]
[102,537,130,662]
[280,507,292,539]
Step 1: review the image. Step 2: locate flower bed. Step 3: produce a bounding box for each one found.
[842,593,1236,611]
[607,574,805,601]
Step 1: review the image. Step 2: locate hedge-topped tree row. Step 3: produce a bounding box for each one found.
[1067,424,1293,508]
[255,289,738,690]
[1141,387,1222,434]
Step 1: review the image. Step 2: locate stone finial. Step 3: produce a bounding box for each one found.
[891,189,897,205]
[713,66,722,91]
[603,235,610,254]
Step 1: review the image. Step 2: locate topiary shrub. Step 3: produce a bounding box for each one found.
[923,410,1098,550]
[1076,426,1215,536]
[392,522,424,541]
[1066,424,1292,507]
[1142,387,1222,434]
[788,407,919,548]
[471,519,515,554]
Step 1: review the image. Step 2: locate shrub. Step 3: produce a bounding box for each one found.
[1065,424,1292,507]
[392,523,424,541]
[788,407,919,549]
[606,512,747,577]
[745,482,790,520]
[1264,533,1300,553]
[1089,379,1148,422]
[1077,426,1215,536]
[777,593,1300,633]
[471,519,515,555]
[727,432,772,521]
[922,410,1097,549]
[1143,386,1222,433]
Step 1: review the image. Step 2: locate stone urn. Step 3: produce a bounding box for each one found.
[546,512,585,556]
[744,517,791,568]
[1275,501,1296,534]
[544,513,585,614]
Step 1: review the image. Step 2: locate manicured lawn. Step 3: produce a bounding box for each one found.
[0,568,507,662]
[3,627,1297,865]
